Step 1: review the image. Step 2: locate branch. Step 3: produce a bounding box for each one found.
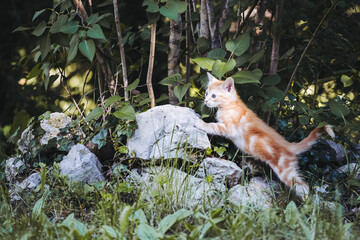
[146,23,156,108]
[234,0,259,39]
[274,0,339,126]
[113,0,129,100]
[199,0,209,39]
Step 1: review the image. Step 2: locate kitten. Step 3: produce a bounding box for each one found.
[195,73,334,198]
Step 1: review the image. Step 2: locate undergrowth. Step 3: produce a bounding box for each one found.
[1,157,360,239]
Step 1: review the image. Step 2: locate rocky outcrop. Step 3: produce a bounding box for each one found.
[59,144,105,184]
[127,105,211,160]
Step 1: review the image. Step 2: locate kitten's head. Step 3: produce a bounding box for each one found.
[204,73,237,108]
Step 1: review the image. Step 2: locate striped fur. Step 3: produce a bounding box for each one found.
[195,73,334,198]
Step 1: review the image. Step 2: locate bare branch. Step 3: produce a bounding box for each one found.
[113,0,129,100]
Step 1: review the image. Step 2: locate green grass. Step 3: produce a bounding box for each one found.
[1,158,360,240]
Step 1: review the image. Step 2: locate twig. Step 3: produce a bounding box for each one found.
[113,0,129,100]
[234,0,259,39]
[274,0,339,126]
[146,23,156,108]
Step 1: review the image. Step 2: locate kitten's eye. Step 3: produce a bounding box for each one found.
[211,94,216,99]
[205,91,208,97]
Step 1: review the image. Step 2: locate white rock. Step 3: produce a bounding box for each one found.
[197,157,242,187]
[127,105,211,160]
[246,177,280,209]
[128,166,225,209]
[228,185,251,206]
[59,144,105,184]
[5,156,25,182]
[337,163,360,180]
[17,125,35,154]
[40,112,71,145]
[10,172,41,201]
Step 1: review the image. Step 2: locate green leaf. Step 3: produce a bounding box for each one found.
[136,223,163,240]
[159,209,192,234]
[67,34,79,64]
[92,128,108,149]
[113,105,136,121]
[197,37,210,54]
[126,78,140,92]
[284,201,299,226]
[102,225,120,238]
[87,24,106,41]
[329,99,350,118]
[9,110,30,144]
[211,59,236,79]
[159,0,187,20]
[341,74,353,87]
[174,83,191,102]
[231,69,263,84]
[264,86,285,100]
[79,39,96,62]
[225,32,250,56]
[120,206,132,238]
[207,48,226,60]
[49,15,68,33]
[61,213,89,237]
[235,54,250,67]
[104,95,122,108]
[40,35,51,61]
[248,49,265,65]
[159,73,182,86]
[317,121,328,128]
[32,21,47,36]
[193,58,215,71]
[32,9,46,22]
[59,21,79,34]
[85,107,104,122]
[299,115,309,125]
[12,26,32,33]
[32,197,44,219]
[27,63,42,79]
[262,74,281,86]
[143,0,159,13]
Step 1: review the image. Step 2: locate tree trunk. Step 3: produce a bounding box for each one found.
[269,0,283,75]
[113,0,129,100]
[168,14,182,105]
[199,0,209,39]
[146,23,157,108]
[206,0,220,49]
[218,0,231,36]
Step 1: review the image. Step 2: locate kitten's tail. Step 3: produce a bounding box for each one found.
[291,125,335,155]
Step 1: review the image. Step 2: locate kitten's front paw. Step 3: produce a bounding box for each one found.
[194,118,206,131]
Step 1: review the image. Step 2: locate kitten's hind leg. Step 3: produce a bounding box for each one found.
[269,159,309,199]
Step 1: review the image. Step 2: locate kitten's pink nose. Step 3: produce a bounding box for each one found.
[205,100,208,104]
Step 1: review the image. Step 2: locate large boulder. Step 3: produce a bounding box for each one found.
[127,105,210,160]
[127,166,226,209]
[196,157,242,187]
[312,139,345,163]
[59,144,105,184]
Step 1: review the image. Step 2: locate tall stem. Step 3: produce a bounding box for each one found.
[147,23,157,108]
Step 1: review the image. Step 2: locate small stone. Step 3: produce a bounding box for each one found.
[197,157,242,187]
[40,112,71,145]
[5,156,25,182]
[59,144,105,184]
[10,172,41,201]
[337,163,360,180]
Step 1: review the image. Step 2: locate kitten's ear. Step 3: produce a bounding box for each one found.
[222,77,235,93]
[207,72,217,83]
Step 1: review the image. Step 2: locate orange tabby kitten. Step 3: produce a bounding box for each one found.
[195,73,334,198]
